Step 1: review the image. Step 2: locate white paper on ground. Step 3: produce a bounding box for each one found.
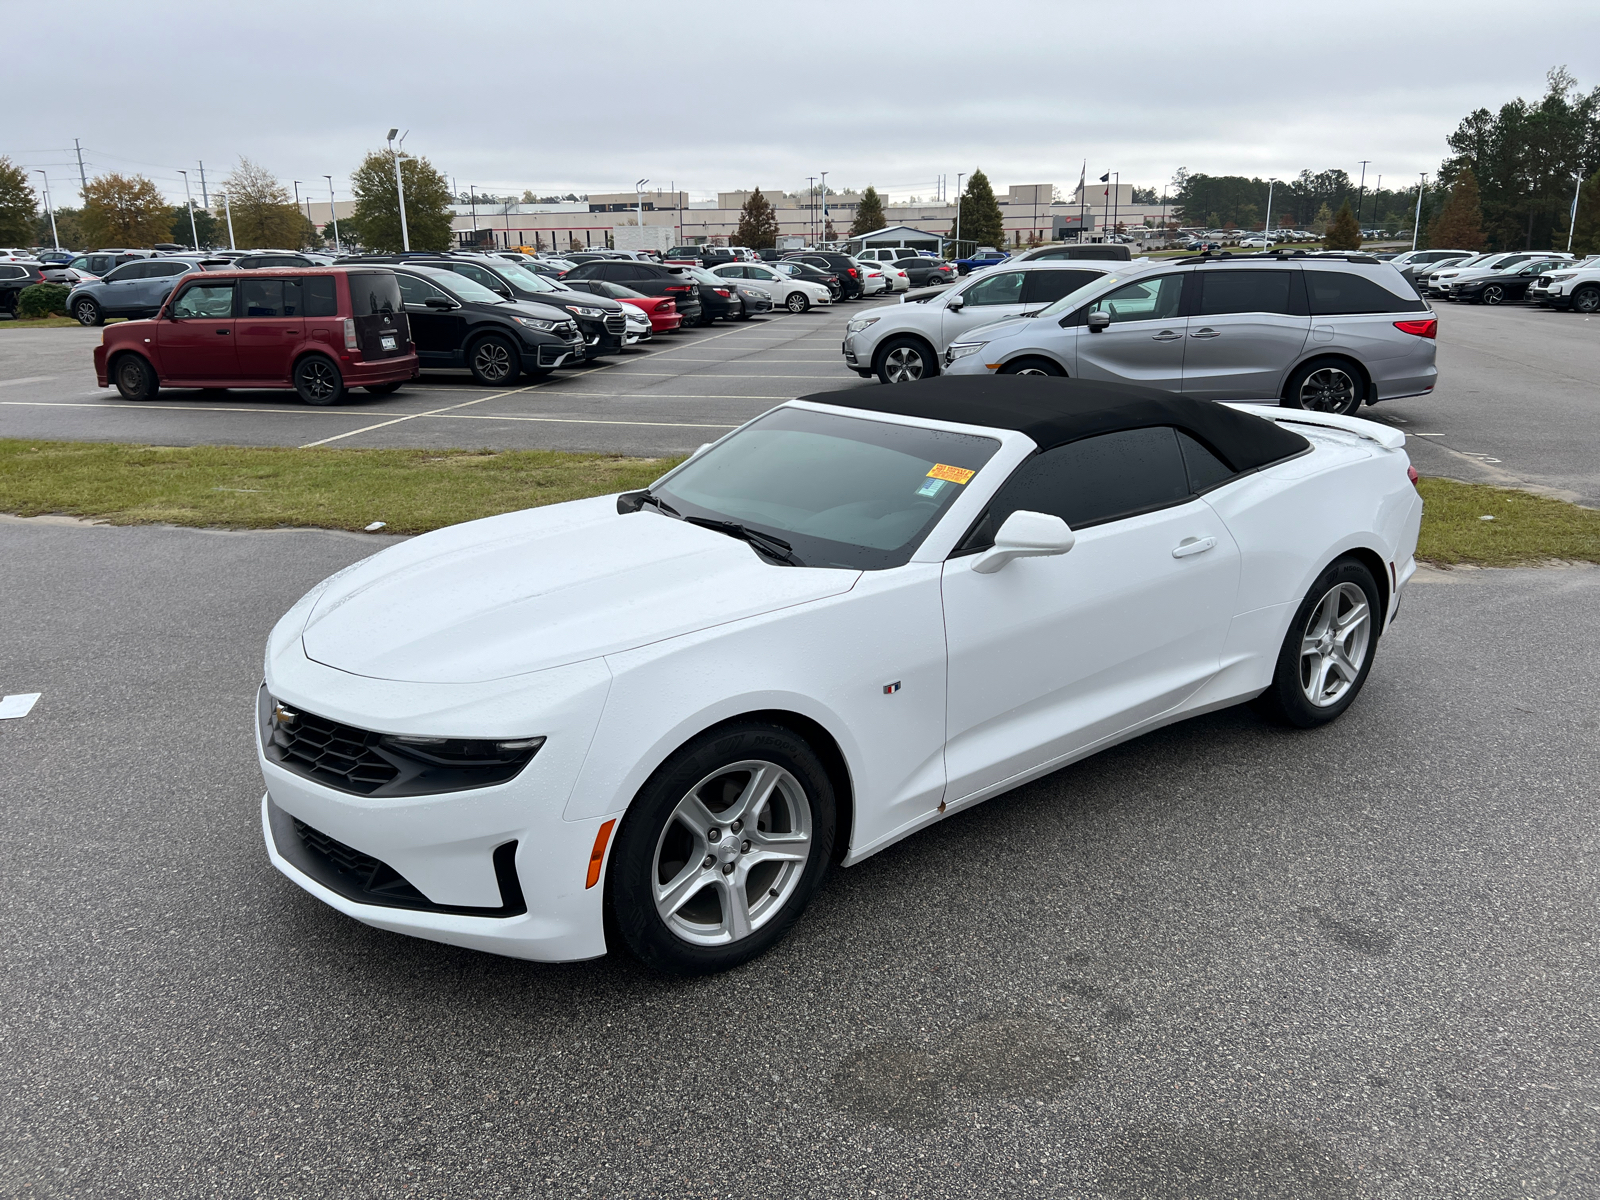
[0,693,41,719]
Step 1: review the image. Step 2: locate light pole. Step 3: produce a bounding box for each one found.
[34,171,59,250]
[1263,177,1276,243]
[223,191,236,250]
[324,175,341,254]
[386,128,411,252]
[1568,172,1585,253]
[636,178,648,231]
[820,171,828,243]
[177,169,200,250]
[806,176,815,244]
[1356,160,1371,229]
[956,172,965,254]
[292,181,305,249]
[1412,173,1426,251]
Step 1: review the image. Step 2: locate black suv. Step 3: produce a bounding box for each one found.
[560,259,704,322]
[347,253,630,358]
[388,265,585,384]
[783,252,864,299]
[0,262,44,316]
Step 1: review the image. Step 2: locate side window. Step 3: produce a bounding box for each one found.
[304,276,338,317]
[103,263,143,283]
[1089,274,1184,321]
[963,270,1026,306]
[1176,431,1235,492]
[1196,269,1298,316]
[153,262,190,278]
[0,266,25,280]
[973,427,1193,541]
[1306,271,1425,314]
[610,263,651,281]
[241,279,285,316]
[1022,269,1100,305]
[395,274,449,307]
[454,264,509,294]
[170,283,236,319]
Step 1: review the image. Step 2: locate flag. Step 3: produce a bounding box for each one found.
[1099,172,1110,183]
[1077,160,1086,198]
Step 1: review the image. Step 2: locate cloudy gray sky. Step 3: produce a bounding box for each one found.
[11,0,1600,209]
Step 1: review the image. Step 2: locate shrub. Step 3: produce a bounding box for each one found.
[17,282,70,318]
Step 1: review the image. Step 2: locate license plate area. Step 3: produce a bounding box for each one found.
[380,335,398,351]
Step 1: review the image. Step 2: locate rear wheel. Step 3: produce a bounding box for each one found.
[467,335,521,386]
[1480,284,1505,306]
[293,355,345,406]
[1283,359,1364,415]
[1571,285,1600,314]
[364,381,404,396]
[1000,357,1064,377]
[607,721,836,975]
[786,291,810,314]
[112,354,158,402]
[1255,558,1381,728]
[875,337,936,384]
[74,298,103,327]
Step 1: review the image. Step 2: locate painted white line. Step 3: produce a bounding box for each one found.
[4,400,342,416]
[433,414,736,429]
[0,376,55,389]
[0,692,41,719]
[298,382,542,449]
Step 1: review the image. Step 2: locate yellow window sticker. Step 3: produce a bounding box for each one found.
[926,463,976,485]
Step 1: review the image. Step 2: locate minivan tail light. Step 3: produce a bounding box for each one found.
[1393,318,1437,339]
[343,318,358,350]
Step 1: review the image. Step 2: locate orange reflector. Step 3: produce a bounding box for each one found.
[585,819,617,889]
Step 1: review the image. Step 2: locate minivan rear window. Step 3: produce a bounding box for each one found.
[347,272,402,316]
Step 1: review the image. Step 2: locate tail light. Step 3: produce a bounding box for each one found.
[662,301,675,312]
[665,284,691,293]
[714,288,731,298]
[847,267,858,277]
[1407,466,1419,487]
[1393,318,1437,339]
[343,318,358,350]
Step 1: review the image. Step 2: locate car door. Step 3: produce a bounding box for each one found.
[395,273,463,363]
[97,262,147,314]
[943,270,1030,343]
[234,278,305,381]
[940,427,1240,804]
[1181,267,1310,399]
[1072,271,1190,390]
[155,280,239,381]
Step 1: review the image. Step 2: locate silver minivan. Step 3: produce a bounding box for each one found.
[939,254,1438,415]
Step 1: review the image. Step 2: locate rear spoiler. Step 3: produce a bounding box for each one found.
[1223,403,1405,450]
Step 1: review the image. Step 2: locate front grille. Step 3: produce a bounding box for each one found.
[271,708,399,795]
[604,313,626,335]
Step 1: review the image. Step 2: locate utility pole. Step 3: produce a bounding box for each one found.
[178,169,200,250]
[1413,174,1426,251]
[324,175,340,254]
[34,172,59,249]
[386,129,410,252]
[73,138,89,200]
[292,181,304,248]
[198,161,208,208]
[1356,160,1371,229]
[468,185,478,233]
[1569,173,1584,253]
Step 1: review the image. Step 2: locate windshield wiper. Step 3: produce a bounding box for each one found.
[639,492,680,517]
[685,517,804,566]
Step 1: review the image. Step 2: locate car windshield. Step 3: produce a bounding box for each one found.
[688,267,725,284]
[651,405,1000,570]
[487,261,557,292]
[418,267,506,304]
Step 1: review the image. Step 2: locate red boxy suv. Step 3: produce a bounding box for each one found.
[94,267,418,405]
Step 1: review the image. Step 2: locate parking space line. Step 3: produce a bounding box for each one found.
[297,382,542,449]
[3,400,337,416]
[432,414,736,430]
[0,376,55,389]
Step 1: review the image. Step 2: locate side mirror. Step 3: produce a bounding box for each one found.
[423,296,454,309]
[1086,310,1111,333]
[946,293,965,310]
[971,510,1076,574]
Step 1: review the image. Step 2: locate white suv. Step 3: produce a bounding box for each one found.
[841,262,1120,383]
[1533,259,1600,313]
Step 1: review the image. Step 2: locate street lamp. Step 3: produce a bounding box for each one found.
[1568,172,1585,253]
[177,169,200,250]
[955,172,965,254]
[292,181,305,249]
[1263,177,1276,244]
[1412,173,1427,251]
[33,171,59,250]
[820,171,828,243]
[324,175,341,254]
[1356,160,1371,228]
[386,128,411,252]
[636,178,648,231]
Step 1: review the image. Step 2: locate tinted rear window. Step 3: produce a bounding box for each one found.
[347,272,401,315]
[1306,270,1425,314]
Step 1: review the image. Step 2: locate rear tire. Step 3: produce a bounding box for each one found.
[1254,557,1382,728]
[1481,284,1505,306]
[364,381,404,396]
[786,291,810,314]
[1283,358,1364,416]
[467,335,521,386]
[74,298,103,327]
[293,355,345,406]
[111,354,158,402]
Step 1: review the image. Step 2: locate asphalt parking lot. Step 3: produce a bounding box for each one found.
[2,518,1597,1198]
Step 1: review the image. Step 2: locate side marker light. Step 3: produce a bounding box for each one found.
[586,819,617,889]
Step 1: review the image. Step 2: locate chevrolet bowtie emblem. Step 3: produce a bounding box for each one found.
[273,704,298,726]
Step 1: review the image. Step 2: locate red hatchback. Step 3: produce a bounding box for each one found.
[94,267,418,405]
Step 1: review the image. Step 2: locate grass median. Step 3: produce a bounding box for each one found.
[2,440,1598,565]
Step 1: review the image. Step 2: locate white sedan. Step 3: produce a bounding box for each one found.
[258,377,1422,974]
[709,262,833,313]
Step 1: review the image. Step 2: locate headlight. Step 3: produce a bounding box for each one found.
[566,305,605,318]
[946,341,986,361]
[512,316,559,332]
[845,315,880,334]
[1548,272,1576,281]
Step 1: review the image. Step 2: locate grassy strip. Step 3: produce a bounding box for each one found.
[0,440,680,534]
[2,441,1597,565]
[1416,477,1600,567]
[0,316,95,329]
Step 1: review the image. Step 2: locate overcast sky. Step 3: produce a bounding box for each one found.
[11,0,1600,210]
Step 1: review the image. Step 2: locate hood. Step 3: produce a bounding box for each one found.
[299,497,860,684]
[540,288,625,313]
[962,316,1034,342]
[502,299,573,322]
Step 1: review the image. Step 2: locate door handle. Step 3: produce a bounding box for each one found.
[1150,330,1182,341]
[215,328,230,335]
[1189,327,1220,339]
[1172,536,1217,558]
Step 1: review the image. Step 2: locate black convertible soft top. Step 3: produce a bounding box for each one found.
[800,376,1309,473]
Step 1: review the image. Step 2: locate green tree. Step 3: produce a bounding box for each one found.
[1427,169,1486,250]
[1311,202,1334,234]
[848,185,886,236]
[345,149,454,252]
[951,168,1004,249]
[219,158,306,249]
[35,205,84,250]
[733,187,780,249]
[168,205,224,250]
[82,173,171,247]
[0,157,37,246]
[1324,201,1363,250]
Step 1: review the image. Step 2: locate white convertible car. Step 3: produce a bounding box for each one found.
[258,377,1422,974]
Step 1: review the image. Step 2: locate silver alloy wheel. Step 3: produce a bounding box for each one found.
[1014,367,1051,376]
[297,358,339,402]
[882,346,926,383]
[74,299,99,326]
[472,339,514,382]
[1482,285,1504,305]
[1298,366,1357,413]
[1299,581,1371,707]
[786,291,808,313]
[651,759,813,946]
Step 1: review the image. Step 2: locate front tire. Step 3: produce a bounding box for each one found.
[468,336,521,386]
[112,354,158,402]
[1000,357,1065,377]
[293,355,345,406]
[875,336,936,384]
[74,298,103,327]
[607,721,836,975]
[1283,359,1364,416]
[1571,285,1600,314]
[786,291,810,314]
[1255,558,1382,728]
[1481,284,1505,306]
